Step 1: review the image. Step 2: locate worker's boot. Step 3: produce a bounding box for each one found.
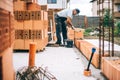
[54,41,61,47]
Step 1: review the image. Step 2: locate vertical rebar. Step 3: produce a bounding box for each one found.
[112,0,114,56]
[9,12,11,47]
[102,0,105,56]
[98,0,115,68]
[98,0,102,69]
[108,0,111,56]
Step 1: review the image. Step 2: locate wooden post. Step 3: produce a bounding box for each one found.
[29,42,36,67]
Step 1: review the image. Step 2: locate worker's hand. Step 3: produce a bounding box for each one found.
[71,26,75,30]
[73,27,81,32]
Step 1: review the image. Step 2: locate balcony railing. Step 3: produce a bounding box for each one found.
[114,12,120,18]
[114,0,120,5]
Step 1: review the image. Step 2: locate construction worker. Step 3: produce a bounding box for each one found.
[55,8,80,45]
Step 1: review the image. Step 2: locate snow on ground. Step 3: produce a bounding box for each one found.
[13,47,99,80]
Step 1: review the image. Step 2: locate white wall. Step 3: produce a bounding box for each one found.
[97,2,112,10]
[92,1,98,16]
[92,0,120,17]
[96,0,113,16]
[38,0,67,9]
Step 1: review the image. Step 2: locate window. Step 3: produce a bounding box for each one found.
[47,0,57,4]
[118,5,120,12]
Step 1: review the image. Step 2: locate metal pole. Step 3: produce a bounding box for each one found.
[98,0,102,69]
[112,0,114,56]
[102,0,105,56]
[87,48,96,71]
[108,0,111,56]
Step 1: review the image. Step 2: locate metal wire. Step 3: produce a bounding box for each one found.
[16,66,57,80]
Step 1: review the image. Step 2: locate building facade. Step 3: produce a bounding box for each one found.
[90,0,120,18]
[38,0,70,9]
[114,0,120,18]
[91,0,98,16]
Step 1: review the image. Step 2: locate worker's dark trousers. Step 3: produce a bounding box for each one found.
[55,15,67,44]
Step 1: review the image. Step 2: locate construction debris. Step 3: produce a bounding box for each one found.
[16,66,57,80]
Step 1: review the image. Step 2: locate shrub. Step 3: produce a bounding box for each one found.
[85,28,93,33]
[115,21,120,36]
[84,31,90,36]
[84,28,93,36]
[103,9,112,27]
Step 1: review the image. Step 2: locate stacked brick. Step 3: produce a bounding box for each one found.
[102,57,120,80]
[13,0,48,51]
[0,0,15,80]
[67,28,111,68]
[67,28,75,40]
[74,40,109,68]
[41,5,48,11]
[0,11,14,53]
[67,28,84,41]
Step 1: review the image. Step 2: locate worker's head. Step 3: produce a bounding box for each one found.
[73,9,80,15]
